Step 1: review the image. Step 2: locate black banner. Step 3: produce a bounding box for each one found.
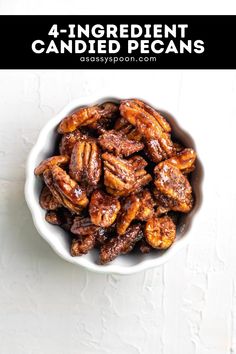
[0,15,235,69]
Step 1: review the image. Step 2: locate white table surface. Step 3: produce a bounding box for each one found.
[0,2,236,353]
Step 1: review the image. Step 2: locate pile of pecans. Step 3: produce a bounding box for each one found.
[34,99,197,264]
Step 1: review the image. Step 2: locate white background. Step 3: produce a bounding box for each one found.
[1,2,236,354]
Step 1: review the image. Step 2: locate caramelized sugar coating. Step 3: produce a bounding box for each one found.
[120,99,175,163]
[39,185,61,210]
[69,139,102,187]
[45,210,62,225]
[51,165,89,209]
[164,148,196,174]
[34,155,69,176]
[71,235,96,256]
[116,194,141,235]
[35,99,197,264]
[99,224,142,264]
[114,116,143,141]
[132,99,172,132]
[71,216,109,253]
[43,169,83,215]
[59,129,81,156]
[154,162,193,213]
[58,102,119,133]
[136,189,155,221]
[89,190,121,227]
[102,152,136,194]
[71,216,100,236]
[145,216,176,249]
[98,130,144,156]
[103,153,152,197]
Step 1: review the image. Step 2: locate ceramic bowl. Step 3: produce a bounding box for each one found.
[25,96,203,275]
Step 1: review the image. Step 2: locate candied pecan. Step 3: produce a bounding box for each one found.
[39,185,61,210]
[51,165,88,209]
[71,235,95,256]
[59,129,81,156]
[154,161,193,213]
[98,130,144,156]
[120,100,175,159]
[116,194,141,235]
[71,216,109,250]
[58,102,118,133]
[136,189,155,221]
[127,155,148,170]
[145,215,176,249]
[99,224,142,264]
[71,216,99,236]
[114,116,143,141]
[103,153,151,197]
[89,190,121,227]
[132,99,171,132]
[34,155,69,175]
[43,169,83,214]
[45,210,62,225]
[164,148,197,174]
[69,139,102,187]
[102,152,135,194]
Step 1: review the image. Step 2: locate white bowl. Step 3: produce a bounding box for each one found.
[25,96,203,275]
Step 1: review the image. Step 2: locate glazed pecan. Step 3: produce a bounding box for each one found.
[120,99,175,161]
[58,102,119,133]
[163,148,196,174]
[98,130,144,156]
[69,139,102,187]
[71,235,95,256]
[114,116,142,141]
[51,165,88,209]
[89,190,121,227]
[43,169,83,214]
[59,129,81,156]
[136,189,155,221]
[39,185,61,210]
[99,224,142,264]
[45,210,62,225]
[154,161,193,213]
[71,216,109,249]
[116,194,141,235]
[145,215,176,249]
[102,152,135,195]
[103,153,152,197]
[34,155,69,176]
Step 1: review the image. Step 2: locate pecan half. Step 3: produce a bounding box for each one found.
[99,224,142,264]
[58,102,119,133]
[69,139,102,187]
[51,165,88,209]
[89,190,121,227]
[136,189,155,221]
[120,99,175,161]
[43,169,83,214]
[145,215,176,249]
[34,155,69,176]
[116,194,141,235]
[98,130,144,156]
[39,185,61,210]
[59,129,81,156]
[154,161,193,213]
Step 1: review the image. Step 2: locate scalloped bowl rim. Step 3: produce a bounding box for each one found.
[25,95,203,275]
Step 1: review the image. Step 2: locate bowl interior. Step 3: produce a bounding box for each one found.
[26,97,204,274]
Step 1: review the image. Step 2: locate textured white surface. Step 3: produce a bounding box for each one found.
[0,69,236,354]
